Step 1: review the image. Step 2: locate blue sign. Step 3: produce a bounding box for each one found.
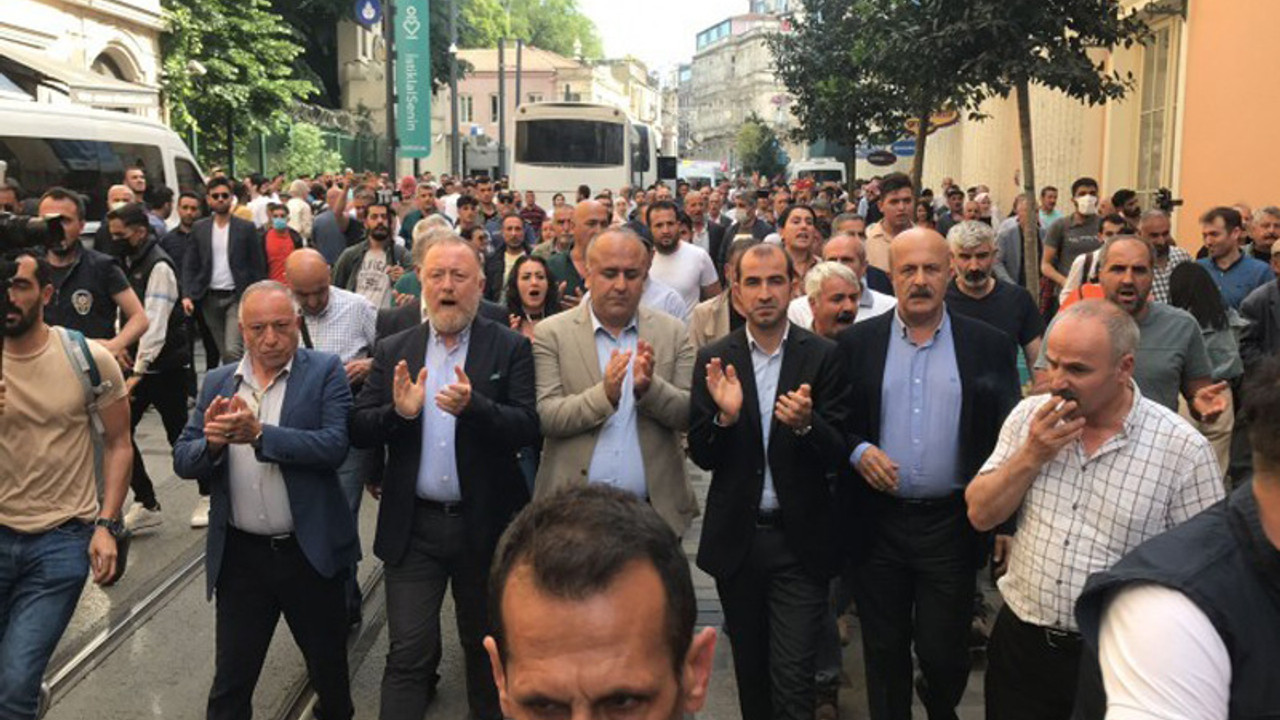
[890,139,916,157]
[354,0,382,27]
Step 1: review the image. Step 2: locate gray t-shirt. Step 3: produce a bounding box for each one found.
[1045,214,1102,276]
[1037,303,1212,411]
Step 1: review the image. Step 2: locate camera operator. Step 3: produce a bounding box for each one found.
[109,203,190,531]
[38,188,148,370]
[0,251,131,719]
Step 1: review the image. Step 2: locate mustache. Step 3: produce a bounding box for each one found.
[963,269,988,283]
[835,311,857,324]
[907,286,934,300]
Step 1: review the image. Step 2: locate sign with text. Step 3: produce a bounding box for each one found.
[395,0,432,157]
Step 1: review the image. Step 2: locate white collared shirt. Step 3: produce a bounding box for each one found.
[226,356,295,535]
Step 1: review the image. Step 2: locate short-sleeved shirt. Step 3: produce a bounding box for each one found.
[945,279,1044,351]
[1045,214,1101,276]
[0,331,127,532]
[649,242,719,317]
[1197,254,1274,310]
[1037,303,1212,411]
[546,251,586,299]
[46,247,131,340]
[312,210,364,266]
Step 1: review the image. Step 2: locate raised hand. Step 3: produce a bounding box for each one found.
[603,349,632,407]
[436,365,473,416]
[560,282,584,310]
[393,360,428,418]
[1022,396,1085,466]
[706,358,743,425]
[633,340,655,398]
[774,383,812,430]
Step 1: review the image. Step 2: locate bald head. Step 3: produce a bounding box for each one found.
[284,248,333,316]
[889,228,949,326]
[572,200,610,254]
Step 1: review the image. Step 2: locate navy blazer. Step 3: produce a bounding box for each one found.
[173,349,360,598]
[182,215,266,301]
[351,315,539,565]
[834,310,1021,563]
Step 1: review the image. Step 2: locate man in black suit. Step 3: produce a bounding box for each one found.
[352,235,538,720]
[181,176,266,364]
[836,228,1021,720]
[689,242,849,720]
[688,191,727,279]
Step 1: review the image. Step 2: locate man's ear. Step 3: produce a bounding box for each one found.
[484,635,514,719]
[679,627,718,714]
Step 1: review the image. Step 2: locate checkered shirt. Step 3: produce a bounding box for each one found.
[984,384,1223,631]
[1150,245,1193,305]
[301,286,378,363]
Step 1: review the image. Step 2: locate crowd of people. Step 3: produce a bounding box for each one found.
[1,162,1279,720]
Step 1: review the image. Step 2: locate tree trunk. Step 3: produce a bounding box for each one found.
[910,104,929,191]
[1016,80,1040,293]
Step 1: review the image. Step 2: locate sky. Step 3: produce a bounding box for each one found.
[576,0,746,78]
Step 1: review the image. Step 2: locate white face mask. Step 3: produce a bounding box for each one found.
[1075,194,1099,216]
[733,208,749,225]
[110,201,128,211]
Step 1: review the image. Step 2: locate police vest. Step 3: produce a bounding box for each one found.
[124,238,190,373]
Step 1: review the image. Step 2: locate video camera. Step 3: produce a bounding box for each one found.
[0,212,65,252]
[1154,188,1183,214]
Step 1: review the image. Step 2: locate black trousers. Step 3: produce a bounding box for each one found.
[985,605,1105,720]
[380,503,499,720]
[128,368,193,507]
[854,496,976,720]
[209,528,352,720]
[716,524,829,720]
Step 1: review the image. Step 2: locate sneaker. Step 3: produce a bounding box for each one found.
[190,497,211,529]
[124,501,163,532]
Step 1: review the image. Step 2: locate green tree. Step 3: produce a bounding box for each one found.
[279,121,344,177]
[162,0,316,169]
[736,114,787,179]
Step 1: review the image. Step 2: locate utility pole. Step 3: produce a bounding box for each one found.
[449,0,460,176]
[383,0,397,175]
[498,39,506,179]
[515,39,523,112]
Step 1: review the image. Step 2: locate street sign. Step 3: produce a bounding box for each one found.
[395,0,432,157]
[866,149,897,167]
[890,139,916,157]
[354,0,382,26]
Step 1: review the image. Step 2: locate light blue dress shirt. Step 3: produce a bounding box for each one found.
[586,309,647,498]
[747,326,788,511]
[852,311,963,498]
[416,326,470,502]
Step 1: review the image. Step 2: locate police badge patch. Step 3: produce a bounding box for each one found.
[71,289,93,316]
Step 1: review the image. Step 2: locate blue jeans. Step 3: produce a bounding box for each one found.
[0,522,92,719]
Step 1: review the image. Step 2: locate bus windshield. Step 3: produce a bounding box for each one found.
[799,169,844,183]
[516,119,625,166]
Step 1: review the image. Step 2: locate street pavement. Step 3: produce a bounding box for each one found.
[45,399,992,719]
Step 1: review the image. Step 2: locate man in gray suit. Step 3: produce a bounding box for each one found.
[532,227,699,536]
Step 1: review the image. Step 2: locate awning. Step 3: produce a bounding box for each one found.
[0,38,158,109]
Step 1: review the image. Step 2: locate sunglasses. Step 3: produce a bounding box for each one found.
[210,193,231,200]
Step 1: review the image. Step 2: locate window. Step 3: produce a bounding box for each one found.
[490,93,500,122]
[516,120,625,166]
[527,92,543,104]
[1135,22,1179,206]
[459,95,473,123]
[0,137,163,220]
[175,157,204,197]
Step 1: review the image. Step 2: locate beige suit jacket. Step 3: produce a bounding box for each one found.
[689,291,732,351]
[532,302,699,535]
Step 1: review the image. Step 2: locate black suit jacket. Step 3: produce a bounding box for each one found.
[351,316,539,564]
[183,215,266,301]
[689,326,850,580]
[834,310,1020,562]
[485,249,528,303]
[864,265,894,296]
[375,299,509,340]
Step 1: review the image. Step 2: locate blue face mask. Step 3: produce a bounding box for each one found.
[272,217,288,232]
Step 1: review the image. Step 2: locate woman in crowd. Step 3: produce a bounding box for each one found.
[778,204,820,293]
[1169,262,1245,484]
[504,253,559,491]
[915,199,936,229]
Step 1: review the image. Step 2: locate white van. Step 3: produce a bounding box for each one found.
[788,157,846,185]
[0,99,203,234]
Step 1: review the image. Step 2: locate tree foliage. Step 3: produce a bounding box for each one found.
[736,114,787,179]
[459,0,603,59]
[280,122,345,177]
[162,0,316,167]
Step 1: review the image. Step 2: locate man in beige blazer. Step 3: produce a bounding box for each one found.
[689,235,759,350]
[532,227,699,536]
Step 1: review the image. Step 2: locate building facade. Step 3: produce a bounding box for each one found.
[0,0,163,117]
[686,12,801,168]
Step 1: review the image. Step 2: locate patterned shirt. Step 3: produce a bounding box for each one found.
[301,286,377,363]
[1151,245,1193,305]
[983,385,1223,631]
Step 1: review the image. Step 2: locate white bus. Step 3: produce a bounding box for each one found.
[510,102,657,206]
[788,157,846,185]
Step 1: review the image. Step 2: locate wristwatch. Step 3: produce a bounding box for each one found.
[94,516,126,538]
[250,430,264,450]
[793,423,813,437]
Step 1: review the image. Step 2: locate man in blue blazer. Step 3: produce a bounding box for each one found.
[174,280,359,720]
